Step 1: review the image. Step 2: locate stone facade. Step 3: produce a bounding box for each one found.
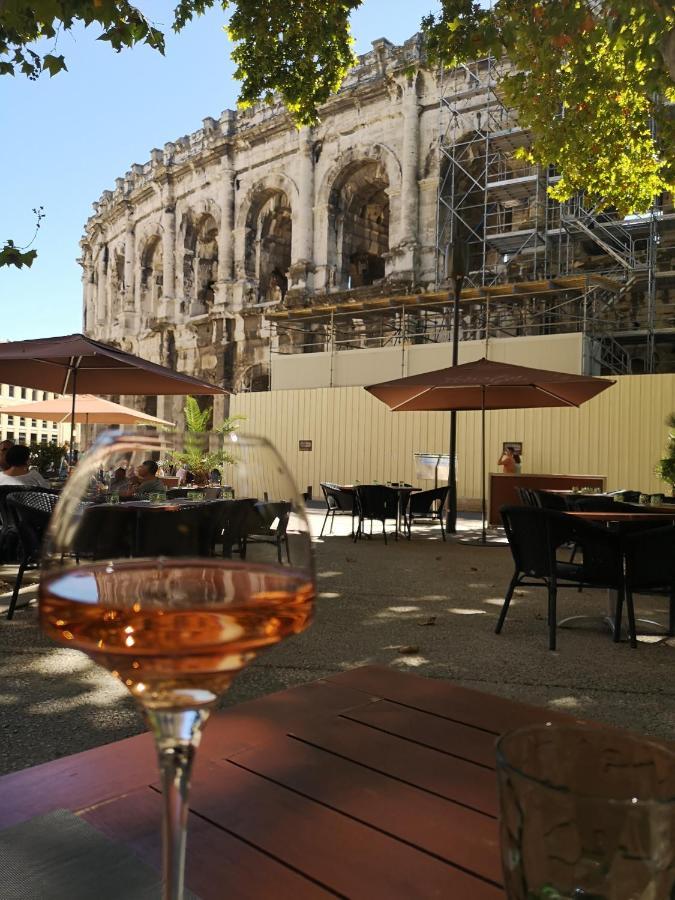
[82,35,675,408]
[81,35,441,419]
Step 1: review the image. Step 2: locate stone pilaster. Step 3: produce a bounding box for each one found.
[216,154,235,297]
[123,216,135,311]
[160,180,176,320]
[391,75,420,281]
[289,127,315,293]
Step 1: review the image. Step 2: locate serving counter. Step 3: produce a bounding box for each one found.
[488,473,606,526]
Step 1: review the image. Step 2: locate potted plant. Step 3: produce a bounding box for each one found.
[166,397,245,485]
[655,413,675,496]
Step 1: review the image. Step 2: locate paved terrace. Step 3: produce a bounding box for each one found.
[1,511,674,776]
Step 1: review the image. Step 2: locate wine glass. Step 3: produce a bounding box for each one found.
[38,429,315,900]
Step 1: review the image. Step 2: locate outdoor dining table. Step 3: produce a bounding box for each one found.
[565,509,675,636]
[339,484,421,537]
[0,665,586,898]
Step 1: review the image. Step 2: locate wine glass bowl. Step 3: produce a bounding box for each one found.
[38,429,315,899]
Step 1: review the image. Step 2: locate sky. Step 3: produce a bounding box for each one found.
[0,1,428,341]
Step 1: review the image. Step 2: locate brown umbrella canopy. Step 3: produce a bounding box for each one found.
[365,358,614,411]
[0,334,226,396]
[366,358,615,544]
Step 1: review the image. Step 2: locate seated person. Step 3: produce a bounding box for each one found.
[0,445,50,488]
[209,468,222,485]
[0,439,14,471]
[123,460,165,497]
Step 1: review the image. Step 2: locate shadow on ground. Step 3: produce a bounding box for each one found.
[2,509,674,774]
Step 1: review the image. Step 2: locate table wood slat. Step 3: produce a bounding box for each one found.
[0,680,370,830]
[342,698,500,769]
[188,760,503,900]
[288,714,499,817]
[324,666,570,734]
[228,733,503,885]
[81,788,333,900]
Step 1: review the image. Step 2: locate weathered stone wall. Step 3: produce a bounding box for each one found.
[81,35,439,411]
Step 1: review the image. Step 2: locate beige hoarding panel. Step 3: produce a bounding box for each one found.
[271,332,585,390]
[231,374,675,503]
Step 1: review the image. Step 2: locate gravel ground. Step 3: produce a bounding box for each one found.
[2,510,674,775]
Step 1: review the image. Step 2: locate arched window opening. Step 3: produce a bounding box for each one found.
[245,191,292,303]
[328,161,390,291]
[196,215,219,309]
[139,235,163,315]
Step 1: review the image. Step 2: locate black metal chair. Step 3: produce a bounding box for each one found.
[6,490,59,619]
[77,504,136,560]
[242,501,292,564]
[565,495,620,512]
[353,485,399,544]
[406,486,448,541]
[621,524,675,640]
[0,484,26,563]
[531,490,568,511]
[319,483,355,537]
[496,505,628,650]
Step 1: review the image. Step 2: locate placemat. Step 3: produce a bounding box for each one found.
[0,809,199,899]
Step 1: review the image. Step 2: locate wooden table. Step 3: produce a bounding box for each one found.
[567,510,675,523]
[0,666,579,898]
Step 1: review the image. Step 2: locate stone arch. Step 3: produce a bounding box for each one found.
[195,212,219,308]
[326,158,390,290]
[236,176,296,303]
[139,233,163,314]
[179,203,220,314]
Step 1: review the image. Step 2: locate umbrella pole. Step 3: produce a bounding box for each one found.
[481,387,486,545]
[70,367,77,465]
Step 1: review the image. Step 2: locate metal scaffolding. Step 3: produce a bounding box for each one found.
[435,56,673,375]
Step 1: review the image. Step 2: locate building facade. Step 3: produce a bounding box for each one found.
[0,384,73,447]
[82,36,674,420]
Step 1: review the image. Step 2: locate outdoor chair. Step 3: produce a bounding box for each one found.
[406,486,448,541]
[77,504,135,560]
[241,501,291,564]
[6,490,59,619]
[496,505,628,650]
[620,524,675,641]
[531,490,567,511]
[0,484,25,564]
[218,498,257,558]
[353,485,399,544]
[319,483,355,537]
[565,495,619,512]
[134,503,217,557]
[167,488,190,499]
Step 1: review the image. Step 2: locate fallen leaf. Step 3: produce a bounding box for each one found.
[418,617,437,627]
[397,645,420,654]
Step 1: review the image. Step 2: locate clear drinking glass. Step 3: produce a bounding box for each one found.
[497,723,675,899]
[39,429,315,900]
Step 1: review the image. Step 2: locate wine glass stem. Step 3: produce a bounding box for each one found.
[145,708,211,900]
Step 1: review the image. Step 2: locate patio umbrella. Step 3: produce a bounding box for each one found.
[366,357,615,543]
[0,394,175,427]
[0,333,226,455]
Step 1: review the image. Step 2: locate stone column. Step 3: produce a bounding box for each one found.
[218,155,235,284]
[161,183,176,302]
[96,245,107,327]
[290,127,315,291]
[124,215,135,310]
[400,77,420,250]
[81,252,93,332]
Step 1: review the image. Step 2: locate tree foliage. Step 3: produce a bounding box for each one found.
[0,206,44,270]
[422,1,675,215]
[1,0,674,225]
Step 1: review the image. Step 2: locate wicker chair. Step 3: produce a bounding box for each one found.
[319,483,355,537]
[406,486,448,541]
[6,491,58,619]
[496,505,627,650]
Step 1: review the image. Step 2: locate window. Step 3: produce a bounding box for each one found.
[20,388,26,399]
[8,386,14,397]
[31,419,37,427]
[43,392,48,401]
[19,417,25,427]
[32,390,38,401]
[6,431,14,441]
[40,435,48,445]
[18,433,26,445]
[7,415,13,425]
